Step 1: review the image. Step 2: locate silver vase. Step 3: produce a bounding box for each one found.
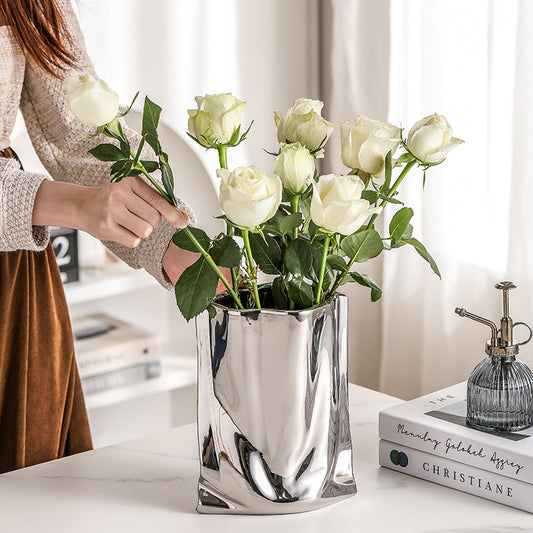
[195,291,356,514]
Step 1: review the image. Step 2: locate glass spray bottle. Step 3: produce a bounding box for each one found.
[455,281,533,432]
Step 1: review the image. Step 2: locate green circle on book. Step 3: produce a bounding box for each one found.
[390,449,399,465]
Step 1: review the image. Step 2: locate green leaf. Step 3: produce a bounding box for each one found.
[126,168,142,177]
[391,223,414,248]
[279,212,303,236]
[299,192,312,220]
[287,277,314,308]
[284,238,313,278]
[133,137,145,165]
[362,190,378,204]
[89,143,125,162]
[397,152,416,163]
[389,207,414,240]
[172,227,211,252]
[282,188,295,203]
[110,160,128,175]
[380,196,403,205]
[174,256,219,321]
[142,96,162,155]
[119,139,130,158]
[272,276,290,309]
[349,272,382,302]
[228,125,241,146]
[249,232,282,274]
[308,220,319,240]
[327,255,347,271]
[114,160,133,179]
[340,229,383,263]
[209,236,241,268]
[105,118,125,139]
[141,160,159,173]
[383,150,392,192]
[263,209,285,235]
[160,161,175,202]
[401,223,413,240]
[403,237,441,278]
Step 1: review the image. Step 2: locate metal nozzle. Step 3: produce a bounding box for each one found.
[455,307,499,346]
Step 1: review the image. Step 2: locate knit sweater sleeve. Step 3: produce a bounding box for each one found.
[0,157,51,252]
[18,0,196,290]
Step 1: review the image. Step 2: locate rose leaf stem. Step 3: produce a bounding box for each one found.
[226,222,239,290]
[314,234,331,305]
[183,226,244,310]
[242,229,261,309]
[216,145,239,289]
[291,194,300,240]
[365,159,416,229]
[218,145,228,170]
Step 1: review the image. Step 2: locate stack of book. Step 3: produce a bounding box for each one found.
[379,382,533,513]
[72,313,161,395]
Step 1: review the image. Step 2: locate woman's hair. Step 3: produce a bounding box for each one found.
[0,0,75,76]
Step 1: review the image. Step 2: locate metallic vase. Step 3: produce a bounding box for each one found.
[195,292,356,514]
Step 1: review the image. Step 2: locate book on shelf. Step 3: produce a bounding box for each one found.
[81,360,161,395]
[72,313,160,379]
[379,382,533,485]
[379,439,533,514]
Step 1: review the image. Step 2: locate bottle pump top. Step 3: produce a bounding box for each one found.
[455,281,533,357]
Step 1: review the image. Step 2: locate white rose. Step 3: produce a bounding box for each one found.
[188,93,246,147]
[218,166,282,229]
[64,71,119,127]
[272,142,315,194]
[274,98,334,154]
[310,174,382,235]
[406,113,464,164]
[340,116,401,178]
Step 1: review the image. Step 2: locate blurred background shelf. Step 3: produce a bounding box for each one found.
[64,263,158,305]
[84,355,196,410]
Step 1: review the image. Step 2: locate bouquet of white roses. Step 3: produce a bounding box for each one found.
[65,73,463,321]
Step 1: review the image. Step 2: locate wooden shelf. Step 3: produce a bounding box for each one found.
[84,355,196,410]
[64,263,158,305]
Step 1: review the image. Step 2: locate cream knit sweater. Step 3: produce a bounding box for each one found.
[0,0,195,289]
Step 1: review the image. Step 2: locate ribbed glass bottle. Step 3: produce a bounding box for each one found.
[467,355,533,432]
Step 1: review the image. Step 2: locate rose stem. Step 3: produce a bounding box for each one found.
[365,159,416,229]
[314,234,331,305]
[291,194,300,240]
[241,229,261,309]
[217,145,239,292]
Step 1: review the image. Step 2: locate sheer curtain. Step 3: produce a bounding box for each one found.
[328,0,533,399]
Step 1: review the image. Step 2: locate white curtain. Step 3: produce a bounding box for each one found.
[75,0,319,178]
[329,0,533,399]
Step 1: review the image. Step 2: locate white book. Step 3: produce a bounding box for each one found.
[379,439,533,514]
[379,382,533,485]
[72,313,160,378]
[81,360,161,395]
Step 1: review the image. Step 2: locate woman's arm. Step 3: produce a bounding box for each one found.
[33,177,187,248]
[19,0,196,289]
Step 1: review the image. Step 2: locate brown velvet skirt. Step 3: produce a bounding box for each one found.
[0,152,92,473]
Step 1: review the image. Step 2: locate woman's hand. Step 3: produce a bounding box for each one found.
[33,177,187,247]
[162,240,233,293]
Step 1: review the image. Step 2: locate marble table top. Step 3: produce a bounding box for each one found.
[1,384,531,532]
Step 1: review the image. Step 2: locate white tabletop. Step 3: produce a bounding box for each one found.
[0,384,531,532]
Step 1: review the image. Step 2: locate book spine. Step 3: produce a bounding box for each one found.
[75,339,160,378]
[379,439,533,514]
[379,410,533,485]
[81,361,161,395]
